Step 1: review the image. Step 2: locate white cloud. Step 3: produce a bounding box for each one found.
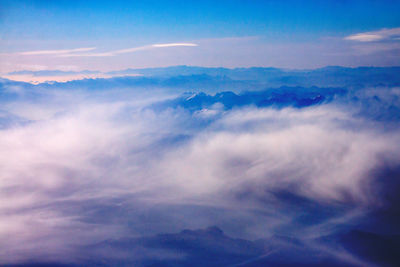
[58,43,198,57]
[1,84,400,263]
[18,47,96,56]
[345,27,400,42]
[159,106,400,205]
[345,33,384,42]
[152,43,198,48]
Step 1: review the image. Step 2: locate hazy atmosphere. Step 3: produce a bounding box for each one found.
[1,1,400,266]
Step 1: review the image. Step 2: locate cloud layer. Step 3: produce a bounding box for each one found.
[1,79,400,264]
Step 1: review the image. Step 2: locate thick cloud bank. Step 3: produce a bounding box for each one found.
[1,76,400,266]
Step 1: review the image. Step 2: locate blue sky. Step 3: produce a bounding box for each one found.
[1,0,400,72]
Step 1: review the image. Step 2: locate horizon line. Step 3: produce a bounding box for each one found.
[3,64,400,75]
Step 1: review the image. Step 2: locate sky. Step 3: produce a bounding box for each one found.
[1,0,400,72]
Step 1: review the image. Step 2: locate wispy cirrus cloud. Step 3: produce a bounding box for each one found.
[344,27,400,42]
[57,43,198,57]
[152,43,198,48]
[18,47,96,56]
[7,43,198,58]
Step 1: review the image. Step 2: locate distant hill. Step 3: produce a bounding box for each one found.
[4,66,400,88]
